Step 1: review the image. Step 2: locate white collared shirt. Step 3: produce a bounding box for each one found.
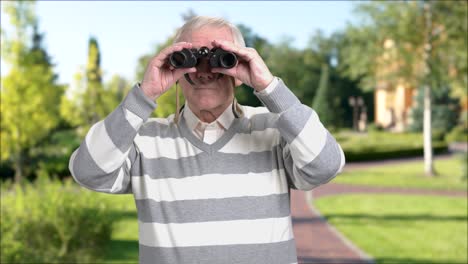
[183,102,235,144]
[183,77,279,144]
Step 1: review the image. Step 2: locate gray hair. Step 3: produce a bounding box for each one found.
[173,16,246,47]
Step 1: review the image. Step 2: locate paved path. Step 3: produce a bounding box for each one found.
[291,189,374,264]
[291,153,467,264]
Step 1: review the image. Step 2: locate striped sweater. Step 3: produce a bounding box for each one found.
[69,79,345,264]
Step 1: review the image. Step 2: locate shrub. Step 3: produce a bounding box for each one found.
[1,177,114,263]
[1,129,81,181]
[408,85,460,135]
[29,129,81,179]
[445,125,468,143]
[367,123,384,133]
[336,131,449,162]
[344,141,448,162]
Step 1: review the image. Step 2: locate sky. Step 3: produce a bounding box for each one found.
[1,1,356,85]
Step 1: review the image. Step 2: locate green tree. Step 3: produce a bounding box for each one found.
[300,31,330,104]
[102,74,131,111]
[266,37,303,94]
[60,37,108,133]
[341,1,467,176]
[409,85,460,135]
[85,37,107,124]
[312,64,335,128]
[306,31,361,129]
[333,31,374,128]
[1,1,64,182]
[60,68,86,130]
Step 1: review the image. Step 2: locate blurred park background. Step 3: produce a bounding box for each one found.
[1,1,467,263]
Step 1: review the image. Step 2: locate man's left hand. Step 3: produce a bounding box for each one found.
[210,40,274,92]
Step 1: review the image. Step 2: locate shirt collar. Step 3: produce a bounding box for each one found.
[183,103,235,131]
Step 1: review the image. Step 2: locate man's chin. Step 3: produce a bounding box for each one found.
[194,85,217,91]
[192,98,222,110]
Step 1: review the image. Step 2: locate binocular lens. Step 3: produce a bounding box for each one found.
[220,53,237,68]
[169,47,237,69]
[170,52,186,68]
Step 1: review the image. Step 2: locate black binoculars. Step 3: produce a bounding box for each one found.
[169,46,237,69]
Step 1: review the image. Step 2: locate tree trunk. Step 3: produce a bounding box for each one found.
[423,1,436,177]
[423,84,436,176]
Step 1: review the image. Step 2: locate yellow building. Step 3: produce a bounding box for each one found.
[375,83,416,132]
[374,39,420,132]
[374,37,467,132]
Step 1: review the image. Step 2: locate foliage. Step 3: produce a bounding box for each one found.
[85,37,108,123]
[304,30,369,128]
[341,1,467,176]
[336,131,448,162]
[341,1,467,93]
[445,125,468,143]
[340,1,467,111]
[102,74,132,111]
[60,37,109,133]
[0,177,114,263]
[29,129,82,179]
[1,1,64,182]
[408,85,460,134]
[341,2,421,91]
[312,63,341,128]
[266,37,308,100]
[431,1,468,100]
[344,142,447,162]
[315,194,467,264]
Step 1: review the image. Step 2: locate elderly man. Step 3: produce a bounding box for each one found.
[69,16,345,264]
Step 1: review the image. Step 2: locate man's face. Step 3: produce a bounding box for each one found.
[178,26,239,114]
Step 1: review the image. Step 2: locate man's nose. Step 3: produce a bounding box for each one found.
[195,58,215,81]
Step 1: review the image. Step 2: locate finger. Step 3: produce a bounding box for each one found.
[211,67,237,77]
[153,42,193,68]
[212,40,256,62]
[173,67,197,81]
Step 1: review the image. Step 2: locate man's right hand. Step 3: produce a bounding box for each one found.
[140,42,196,101]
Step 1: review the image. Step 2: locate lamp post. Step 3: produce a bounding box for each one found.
[349,96,364,131]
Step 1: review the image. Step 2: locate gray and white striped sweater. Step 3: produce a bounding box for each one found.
[69,79,345,264]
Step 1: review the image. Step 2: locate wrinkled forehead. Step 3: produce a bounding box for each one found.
[180,25,234,49]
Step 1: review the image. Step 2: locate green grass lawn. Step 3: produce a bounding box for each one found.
[315,194,468,264]
[336,131,425,149]
[336,156,467,190]
[98,194,139,263]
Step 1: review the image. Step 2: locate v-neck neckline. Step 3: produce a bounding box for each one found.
[179,113,243,154]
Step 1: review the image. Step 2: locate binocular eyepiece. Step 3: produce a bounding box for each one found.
[169,46,237,69]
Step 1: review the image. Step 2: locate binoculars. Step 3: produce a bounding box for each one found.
[169,46,237,69]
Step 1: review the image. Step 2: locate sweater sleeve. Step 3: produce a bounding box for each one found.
[255,79,345,190]
[69,84,157,194]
